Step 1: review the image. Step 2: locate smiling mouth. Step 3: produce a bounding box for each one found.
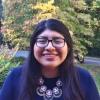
[42,54,58,56]
[42,53,58,59]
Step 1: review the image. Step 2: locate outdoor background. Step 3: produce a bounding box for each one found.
[0,0,100,93]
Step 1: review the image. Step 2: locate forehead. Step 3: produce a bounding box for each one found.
[38,29,64,38]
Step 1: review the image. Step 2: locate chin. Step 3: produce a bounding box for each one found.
[42,64,58,69]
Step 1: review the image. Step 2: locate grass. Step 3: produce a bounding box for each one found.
[79,64,100,93]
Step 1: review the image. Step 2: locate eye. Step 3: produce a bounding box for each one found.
[54,38,64,44]
[36,38,47,44]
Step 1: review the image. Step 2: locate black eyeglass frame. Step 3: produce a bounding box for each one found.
[35,37,66,48]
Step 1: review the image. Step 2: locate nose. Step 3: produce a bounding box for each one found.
[45,41,55,50]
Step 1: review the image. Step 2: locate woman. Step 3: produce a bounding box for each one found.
[0,19,100,100]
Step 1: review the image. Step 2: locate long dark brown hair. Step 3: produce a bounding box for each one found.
[18,19,85,100]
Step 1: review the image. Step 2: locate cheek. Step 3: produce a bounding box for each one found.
[33,44,43,60]
[33,45,39,59]
[60,44,68,60]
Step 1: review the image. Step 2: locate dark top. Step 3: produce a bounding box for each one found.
[0,66,100,100]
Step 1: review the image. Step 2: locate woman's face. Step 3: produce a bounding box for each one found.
[33,29,68,69]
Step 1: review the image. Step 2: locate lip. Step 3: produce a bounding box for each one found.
[42,53,58,56]
[43,54,57,57]
[42,53,58,60]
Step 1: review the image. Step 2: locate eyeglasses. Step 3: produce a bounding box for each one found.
[35,37,65,48]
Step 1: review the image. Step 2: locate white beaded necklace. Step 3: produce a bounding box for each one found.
[36,77,63,100]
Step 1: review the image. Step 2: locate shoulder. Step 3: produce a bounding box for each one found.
[2,65,22,87]
[75,66,100,100]
[5,66,22,82]
[9,66,22,77]
[75,66,92,78]
[75,66,95,86]
[0,66,23,100]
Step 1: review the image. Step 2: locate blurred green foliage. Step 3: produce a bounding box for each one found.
[2,0,100,56]
[0,45,22,86]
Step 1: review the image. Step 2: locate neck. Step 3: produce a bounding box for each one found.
[42,68,59,78]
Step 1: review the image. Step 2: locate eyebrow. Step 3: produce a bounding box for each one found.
[37,36,64,39]
[37,36,48,38]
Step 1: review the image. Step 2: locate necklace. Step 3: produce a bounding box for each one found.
[36,77,63,100]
